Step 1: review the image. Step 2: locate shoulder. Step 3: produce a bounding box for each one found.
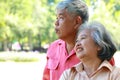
[49,39,64,48]
[60,66,79,80]
[46,39,65,57]
[47,39,65,52]
[112,66,120,74]
[59,68,71,80]
[110,66,120,80]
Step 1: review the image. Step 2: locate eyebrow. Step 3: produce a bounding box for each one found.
[80,34,87,37]
[77,34,87,39]
[56,13,64,17]
[59,13,65,16]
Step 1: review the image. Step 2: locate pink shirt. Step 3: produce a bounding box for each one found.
[43,39,80,80]
[59,60,120,80]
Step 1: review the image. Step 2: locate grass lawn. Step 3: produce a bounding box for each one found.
[0,51,44,62]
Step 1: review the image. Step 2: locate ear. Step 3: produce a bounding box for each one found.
[97,46,102,51]
[76,16,82,24]
[74,16,82,29]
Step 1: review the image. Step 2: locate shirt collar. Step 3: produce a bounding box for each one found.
[58,39,76,55]
[58,39,64,45]
[98,60,113,72]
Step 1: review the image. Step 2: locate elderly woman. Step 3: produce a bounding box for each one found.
[59,21,120,80]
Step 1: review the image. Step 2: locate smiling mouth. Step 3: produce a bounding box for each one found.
[76,47,83,52]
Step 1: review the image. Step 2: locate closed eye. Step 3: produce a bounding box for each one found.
[76,39,79,43]
[76,36,86,42]
[81,36,86,40]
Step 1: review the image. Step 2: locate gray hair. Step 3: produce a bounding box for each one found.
[56,0,89,23]
[78,21,117,61]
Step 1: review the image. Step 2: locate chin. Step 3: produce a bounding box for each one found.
[77,54,84,59]
[56,34,61,38]
[57,36,62,39]
[58,36,64,40]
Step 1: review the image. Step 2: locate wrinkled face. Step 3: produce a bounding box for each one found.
[55,8,78,40]
[74,29,100,61]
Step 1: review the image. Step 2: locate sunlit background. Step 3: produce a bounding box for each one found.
[0,0,120,80]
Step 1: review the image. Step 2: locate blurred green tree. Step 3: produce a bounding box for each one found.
[0,0,119,51]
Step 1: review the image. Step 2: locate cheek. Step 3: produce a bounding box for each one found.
[59,21,67,29]
[59,20,63,24]
[83,42,94,52]
[74,45,77,52]
[85,44,98,55]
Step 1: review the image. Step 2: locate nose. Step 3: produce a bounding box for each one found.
[55,19,59,27]
[74,41,81,51]
[75,40,81,47]
[76,43,80,47]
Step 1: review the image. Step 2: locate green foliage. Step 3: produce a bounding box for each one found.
[84,0,120,49]
[0,0,119,50]
[0,0,57,50]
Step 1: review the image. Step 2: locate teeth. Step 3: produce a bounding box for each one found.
[77,48,82,52]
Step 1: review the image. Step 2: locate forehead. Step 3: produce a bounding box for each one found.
[56,8,69,16]
[78,29,91,37]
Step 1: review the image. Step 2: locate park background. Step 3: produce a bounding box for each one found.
[0,0,120,80]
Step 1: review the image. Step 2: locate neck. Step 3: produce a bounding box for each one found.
[82,59,102,77]
[63,35,76,54]
[66,42,75,54]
